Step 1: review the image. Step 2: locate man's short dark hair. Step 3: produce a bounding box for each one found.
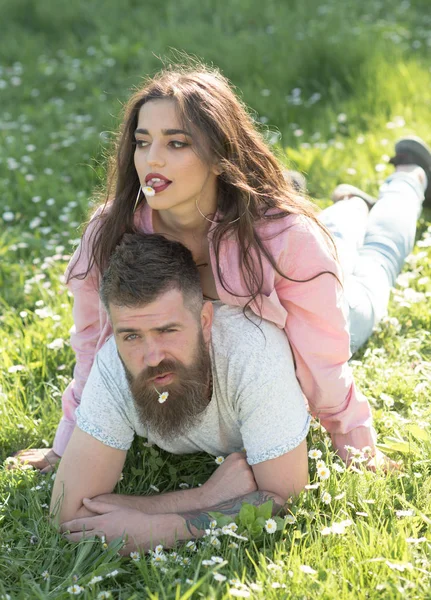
[100,233,203,314]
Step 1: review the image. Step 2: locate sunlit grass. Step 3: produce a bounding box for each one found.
[1,0,431,597]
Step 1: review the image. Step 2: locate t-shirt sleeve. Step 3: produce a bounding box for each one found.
[75,346,135,450]
[236,331,310,466]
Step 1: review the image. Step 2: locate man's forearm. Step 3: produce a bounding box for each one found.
[176,490,285,542]
[94,486,208,515]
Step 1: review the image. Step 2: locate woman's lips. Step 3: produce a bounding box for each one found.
[151,181,171,193]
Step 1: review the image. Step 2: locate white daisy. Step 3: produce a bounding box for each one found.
[41,570,50,581]
[67,585,84,595]
[88,576,104,585]
[321,491,332,505]
[317,465,331,480]
[97,593,112,600]
[130,551,140,561]
[215,456,225,465]
[284,514,296,524]
[213,573,227,582]
[211,556,225,564]
[308,448,322,460]
[143,186,156,197]
[264,518,277,534]
[158,391,169,404]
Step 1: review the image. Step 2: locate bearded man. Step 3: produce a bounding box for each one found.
[51,233,310,553]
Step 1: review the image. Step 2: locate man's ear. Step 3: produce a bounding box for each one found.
[200,301,213,344]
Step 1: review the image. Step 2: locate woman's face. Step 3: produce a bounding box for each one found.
[134,99,219,216]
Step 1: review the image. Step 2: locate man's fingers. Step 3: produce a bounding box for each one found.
[65,530,105,542]
[60,518,95,533]
[82,498,119,514]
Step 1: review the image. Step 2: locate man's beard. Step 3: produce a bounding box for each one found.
[122,332,212,438]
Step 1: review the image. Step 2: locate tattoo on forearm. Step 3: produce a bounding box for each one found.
[180,491,284,536]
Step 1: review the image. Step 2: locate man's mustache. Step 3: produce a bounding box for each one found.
[138,359,179,382]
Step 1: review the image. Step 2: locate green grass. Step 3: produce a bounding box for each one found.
[1,0,431,597]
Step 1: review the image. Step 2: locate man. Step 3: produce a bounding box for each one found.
[51,233,310,553]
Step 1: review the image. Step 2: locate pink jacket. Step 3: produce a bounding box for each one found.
[53,202,376,460]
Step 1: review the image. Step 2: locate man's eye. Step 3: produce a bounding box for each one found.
[161,328,177,334]
[124,333,139,341]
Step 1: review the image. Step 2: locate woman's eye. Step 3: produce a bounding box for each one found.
[169,141,188,149]
[135,140,149,148]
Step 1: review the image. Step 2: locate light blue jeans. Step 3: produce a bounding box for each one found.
[319,172,425,354]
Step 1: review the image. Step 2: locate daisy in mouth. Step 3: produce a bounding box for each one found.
[155,390,169,404]
[145,173,172,195]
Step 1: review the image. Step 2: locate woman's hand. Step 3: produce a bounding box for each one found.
[9,448,60,474]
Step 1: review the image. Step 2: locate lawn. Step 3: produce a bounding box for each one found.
[1,0,431,598]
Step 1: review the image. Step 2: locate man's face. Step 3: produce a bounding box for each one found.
[110,288,213,437]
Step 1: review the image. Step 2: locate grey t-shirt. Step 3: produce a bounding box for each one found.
[76,304,310,465]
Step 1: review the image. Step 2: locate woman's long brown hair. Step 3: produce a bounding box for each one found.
[69,62,339,310]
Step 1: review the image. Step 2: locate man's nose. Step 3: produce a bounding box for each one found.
[143,343,165,368]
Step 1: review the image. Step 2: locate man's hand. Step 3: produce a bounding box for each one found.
[61,499,182,555]
[10,448,60,474]
[201,452,257,505]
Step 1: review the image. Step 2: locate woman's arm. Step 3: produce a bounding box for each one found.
[273,217,376,459]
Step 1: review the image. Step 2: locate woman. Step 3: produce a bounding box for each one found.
[16,64,430,472]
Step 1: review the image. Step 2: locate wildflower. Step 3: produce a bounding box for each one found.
[228,542,239,549]
[105,570,119,578]
[308,448,322,460]
[179,483,189,489]
[2,211,14,222]
[152,553,167,564]
[321,491,332,505]
[67,585,84,595]
[143,186,155,197]
[316,460,326,470]
[130,551,140,561]
[97,593,112,600]
[395,509,414,518]
[215,456,225,465]
[211,556,225,564]
[185,541,197,551]
[157,391,169,404]
[229,589,250,598]
[202,559,215,566]
[264,518,277,534]
[3,457,18,466]
[185,578,194,584]
[213,573,227,582]
[284,514,296,524]
[299,565,317,575]
[334,492,345,500]
[406,537,427,544]
[209,536,221,548]
[304,482,320,490]
[30,535,38,545]
[332,463,345,473]
[317,465,331,480]
[88,576,104,585]
[149,485,160,493]
[356,512,368,517]
[221,529,248,541]
[8,365,25,373]
[41,570,50,581]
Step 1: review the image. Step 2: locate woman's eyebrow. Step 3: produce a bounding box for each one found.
[134,128,193,137]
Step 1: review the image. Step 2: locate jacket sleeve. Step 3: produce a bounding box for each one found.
[53,217,104,456]
[273,216,376,460]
